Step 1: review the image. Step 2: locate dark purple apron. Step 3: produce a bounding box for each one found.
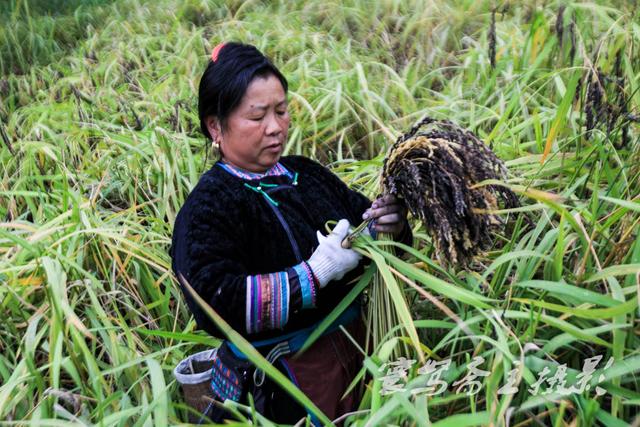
[283,316,367,422]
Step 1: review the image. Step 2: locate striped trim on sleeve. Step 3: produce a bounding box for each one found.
[245,271,289,334]
[292,261,317,309]
[245,262,318,334]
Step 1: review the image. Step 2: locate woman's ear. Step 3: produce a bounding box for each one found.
[205,116,222,142]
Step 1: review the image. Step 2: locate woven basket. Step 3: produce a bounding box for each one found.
[173,348,218,423]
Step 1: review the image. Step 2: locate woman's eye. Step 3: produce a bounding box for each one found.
[277,110,287,116]
[250,117,264,121]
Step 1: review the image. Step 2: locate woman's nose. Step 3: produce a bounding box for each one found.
[265,112,285,135]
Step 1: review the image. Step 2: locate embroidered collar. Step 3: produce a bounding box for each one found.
[217,161,293,180]
[216,160,299,207]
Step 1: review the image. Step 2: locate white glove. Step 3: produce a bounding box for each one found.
[307,219,363,289]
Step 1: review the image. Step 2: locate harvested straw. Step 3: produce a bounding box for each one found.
[381,117,519,267]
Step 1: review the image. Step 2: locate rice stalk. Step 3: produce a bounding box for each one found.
[2,0,639,424]
[363,235,412,363]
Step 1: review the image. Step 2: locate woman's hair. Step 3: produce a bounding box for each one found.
[198,42,289,140]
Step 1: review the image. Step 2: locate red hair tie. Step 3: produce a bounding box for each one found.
[211,43,226,62]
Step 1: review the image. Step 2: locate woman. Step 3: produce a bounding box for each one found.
[170,41,412,424]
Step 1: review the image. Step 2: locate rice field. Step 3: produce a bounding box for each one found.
[1,0,639,425]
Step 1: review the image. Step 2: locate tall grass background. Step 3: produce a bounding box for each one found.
[1,0,639,425]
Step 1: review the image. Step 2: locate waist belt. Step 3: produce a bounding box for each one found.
[227,303,360,387]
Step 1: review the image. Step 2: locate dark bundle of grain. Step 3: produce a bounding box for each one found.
[584,62,636,147]
[555,6,565,47]
[488,8,496,69]
[382,117,519,267]
[585,68,607,135]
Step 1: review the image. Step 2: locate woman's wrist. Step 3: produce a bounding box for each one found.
[307,254,334,289]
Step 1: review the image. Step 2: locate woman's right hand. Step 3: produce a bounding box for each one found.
[307,219,362,288]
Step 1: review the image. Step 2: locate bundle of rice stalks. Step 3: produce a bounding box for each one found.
[344,117,518,371]
[382,116,519,268]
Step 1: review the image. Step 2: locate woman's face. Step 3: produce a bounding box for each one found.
[206,74,290,173]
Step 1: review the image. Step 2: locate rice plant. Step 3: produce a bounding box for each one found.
[1,0,639,425]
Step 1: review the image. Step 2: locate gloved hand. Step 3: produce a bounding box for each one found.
[307,219,363,289]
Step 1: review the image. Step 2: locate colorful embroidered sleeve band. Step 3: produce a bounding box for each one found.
[245,261,318,334]
[292,261,317,310]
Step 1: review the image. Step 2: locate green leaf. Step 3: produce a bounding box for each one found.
[585,264,640,283]
[432,411,491,427]
[297,263,374,355]
[515,280,619,307]
[600,195,640,213]
[368,244,493,309]
[368,248,425,362]
[514,297,638,319]
[146,357,168,427]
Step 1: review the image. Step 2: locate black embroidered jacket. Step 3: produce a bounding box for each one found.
[170,155,412,342]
